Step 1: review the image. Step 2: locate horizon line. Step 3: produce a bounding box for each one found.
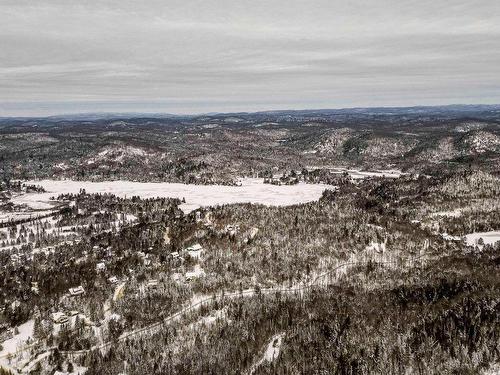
[1,102,500,119]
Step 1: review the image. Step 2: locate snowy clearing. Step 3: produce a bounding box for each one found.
[305,167,403,179]
[465,231,500,247]
[431,209,463,218]
[0,319,34,362]
[249,332,285,374]
[14,179,333,213]
[262,333,285,362]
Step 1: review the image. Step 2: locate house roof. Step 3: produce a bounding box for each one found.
[187,243,203,251]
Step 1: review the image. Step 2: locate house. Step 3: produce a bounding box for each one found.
[146,279,159,289]
[0,327,13,342]
[186,243,204,259]
[170,251,180,259]
[0,191,11,202]
[52,312,69,324]
[108,276,118,284]
[185,266,204,281]
[105,246,114,257]
[31,281,39,294]
[225,224,239,236]
[96,262,106,272]
[248,227,259,240]
[270,177,282,186]
[69,286,85,296]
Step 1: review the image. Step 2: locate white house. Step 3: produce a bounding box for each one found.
[225,224,240,236]
[185,266,205,281]
[146,279,159,289]
[96,262,106,272]
[31,282,39,294]
[52,312,69,324]
[69,286,85,296]
[186,243,204,259]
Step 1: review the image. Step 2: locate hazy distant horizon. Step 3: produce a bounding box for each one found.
[2,101,500,118]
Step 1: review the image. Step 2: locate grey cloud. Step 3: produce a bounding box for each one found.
[1,0,499,115]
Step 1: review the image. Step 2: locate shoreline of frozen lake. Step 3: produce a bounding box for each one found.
[11,179,334,213]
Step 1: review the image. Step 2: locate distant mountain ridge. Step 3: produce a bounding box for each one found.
[1,104,500,121]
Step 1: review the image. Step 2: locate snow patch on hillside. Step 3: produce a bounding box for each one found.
[249,333,285,374]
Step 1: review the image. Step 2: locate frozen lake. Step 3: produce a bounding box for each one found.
[13,179,333,213]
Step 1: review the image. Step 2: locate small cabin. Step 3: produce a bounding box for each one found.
[52,312,69,324]
[69,286,85,296]
[146,279,159,289]
[96,262,106,272]
[186,244,204,259]
[31,282,39,294]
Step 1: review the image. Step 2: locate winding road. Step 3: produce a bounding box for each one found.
[5,255,427,374]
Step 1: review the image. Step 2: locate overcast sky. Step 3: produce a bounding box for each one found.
[1,0,499,116]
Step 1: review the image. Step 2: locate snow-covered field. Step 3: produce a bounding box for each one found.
[347,169,402,179]
[14,179,333,213]
[465,231,500,247]
[0,319,34,364]
[305,167,403,179]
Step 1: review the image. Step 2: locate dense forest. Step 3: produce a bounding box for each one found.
[1,167,498,374]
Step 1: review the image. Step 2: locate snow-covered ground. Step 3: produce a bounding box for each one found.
[0,211,47,222]
[465,231,500,247]
[13,179,333,213]
[262,333,284,362]
[0,319,34,365]
[249,332,285,374]
[305,167,403,179]
[481,363,500,375]
[189,308,226,330]
[113,282,126,302]
[431,209,463,218]
[441,233,463,242]
[347,169,402,179]
[0,213,135,252]
[7,190,62,211]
